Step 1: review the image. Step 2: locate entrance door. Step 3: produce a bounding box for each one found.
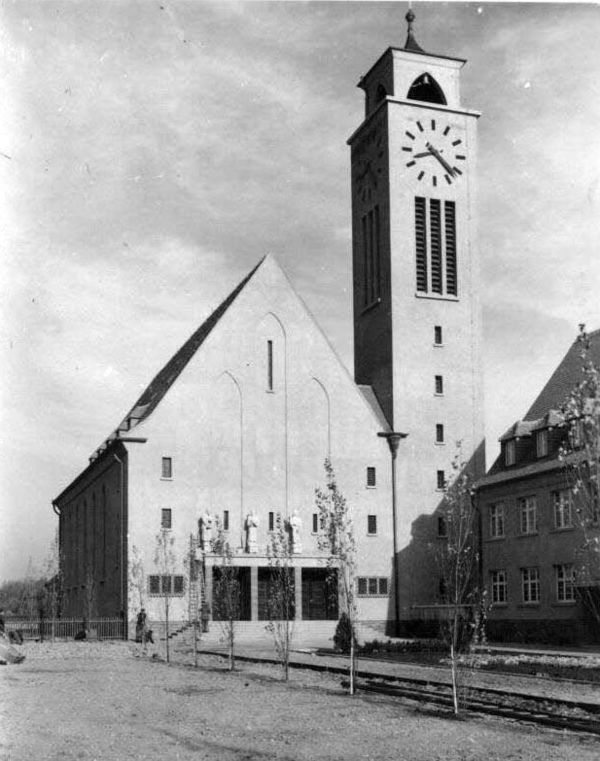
[301,568,338,620]
[212,566,251,621]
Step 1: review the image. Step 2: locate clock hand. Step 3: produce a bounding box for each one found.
[413,151,433,158]
[426,142,455,176]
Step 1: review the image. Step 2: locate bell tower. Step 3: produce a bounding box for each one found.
[349,11,485,613]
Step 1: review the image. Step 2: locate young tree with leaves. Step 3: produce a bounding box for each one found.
[211,525,240,671]
[315,458,358,695]
[266,513,295,681]
[559,326,600,629]
[153,529,177,663]
[435,452,481,716]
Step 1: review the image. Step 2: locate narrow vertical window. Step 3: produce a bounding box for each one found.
[161,508,172,529]
[415,197,427,292]
[268,511,274,531]
[366,466,376,487]
[267,340,273,391]
[367,515,377,535]
[437,470,445,490]
[505,440,516,466]
[445,201,457,295]
[435,375,444,394]
[437,515,447,537]
[430,199,442,294]
[312,513,318,533]
[161,457,172,478]
[536,430,548,458]
[363,206,381,305]
[223,510,229,531]
[434,325,443,345]
[436,424,444,443]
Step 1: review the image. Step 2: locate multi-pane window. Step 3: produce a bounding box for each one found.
[504,440,516,466]
[434,325,443,345]
[362,205,381,305]
[555,564,575,602]
[312,513,318,533]
[366,467,377,487]
[553,490,573,529]
[435,375,444,395]
[161,457,172,478]
[489,503,505,538]
[436,424,444,443]
[367,515,377,535]
[161,508,172,530]
[148,575,185,596]
[357,577,388,596]
[268,511,274,532]
[490,570,507,604]
[437,470,446,490]
[223,510,230,531]
[536,430,548,458]
[519,496,537,534]
[415,197,457,296]
[521,567,540,603]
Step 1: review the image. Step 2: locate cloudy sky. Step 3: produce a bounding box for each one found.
[1,1,599,581]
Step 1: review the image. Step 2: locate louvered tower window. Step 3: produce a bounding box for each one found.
[362,205,381,305]
[414,197,458,296]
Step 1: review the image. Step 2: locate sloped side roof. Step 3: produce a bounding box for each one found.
[91,257,264,460]
[525,329,600,421]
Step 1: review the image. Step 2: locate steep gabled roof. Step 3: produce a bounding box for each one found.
[525,329,600,421]
[90,257,264,461]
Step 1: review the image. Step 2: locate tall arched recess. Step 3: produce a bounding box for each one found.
[407,73,447,105]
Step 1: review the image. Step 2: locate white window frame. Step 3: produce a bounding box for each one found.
[521,567,540,604]
[490,569,507,604]
[489,503,505,538]
[519,496,537,535]
[553,489,573,529]
[555,564,575,602]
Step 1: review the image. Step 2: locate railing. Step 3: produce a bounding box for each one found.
[5,617,125,641]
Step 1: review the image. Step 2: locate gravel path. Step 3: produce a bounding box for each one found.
[1,642,599,761]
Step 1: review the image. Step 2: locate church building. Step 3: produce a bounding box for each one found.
[52,13,485,639]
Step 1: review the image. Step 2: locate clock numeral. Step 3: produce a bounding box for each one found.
[416,121,424,132]
[405,131,415,140]
[431,119,436,131]
[453,167,462,176]
[452,139,462,146]
[418,171,425,181]
[444,174,452,185]
[402,147,413,152]
[406,161,416,168]
[443,126,451,136]
[456,154,466,160]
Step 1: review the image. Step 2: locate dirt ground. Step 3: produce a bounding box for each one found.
[1,641,598,761]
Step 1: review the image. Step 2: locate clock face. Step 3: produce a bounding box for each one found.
[401,119,466,187]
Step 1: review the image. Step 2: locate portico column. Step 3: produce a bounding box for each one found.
[294,566,302,620]
[250,566,258,621]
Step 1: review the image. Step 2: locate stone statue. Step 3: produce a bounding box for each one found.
[289,509,302,554]
[245,511,259,553]
[199,511,214,552]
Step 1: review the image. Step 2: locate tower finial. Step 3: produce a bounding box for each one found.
[404,6,425,53]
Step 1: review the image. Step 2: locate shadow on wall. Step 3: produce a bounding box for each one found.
[387,441,485,639]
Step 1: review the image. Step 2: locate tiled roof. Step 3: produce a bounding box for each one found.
[477,450,584,489]
[90,257,265,460]
[525,329,600,421]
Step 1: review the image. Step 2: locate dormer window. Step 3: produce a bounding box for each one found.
[407,73,447,105]
[536,430,548,458]
[505,440,516,466]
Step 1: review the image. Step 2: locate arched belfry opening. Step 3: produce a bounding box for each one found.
[407,73,446,105]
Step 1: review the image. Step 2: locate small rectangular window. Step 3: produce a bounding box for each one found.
[223,510,229,531]
[489,503,505,538]
[367,515,377,535]
[267,340,273,391]
[378,578,388,595]
[312,513,318,533]
[504,440,516,466]
[437,515,447,537]
[553,490,572,529]
[174,575,184,595]
[536,430,548,458]
[161,508,172,529]
[519,496,537,534]
[161,575,172,595]
[521,567,540,603]
[436,424,444,443]
[148,575,160,594]
[490,570,507,604]
[161,457,172,479]
[556,564,575,602]
[435,375,444,395]
[368,578,378,595]
[366,467,376,487]
[437,470,445,490]
[268,511,274,532]
[434,325,443,345]
[357,577,367,595]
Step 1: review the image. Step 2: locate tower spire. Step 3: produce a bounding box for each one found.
[404,7,425,53]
